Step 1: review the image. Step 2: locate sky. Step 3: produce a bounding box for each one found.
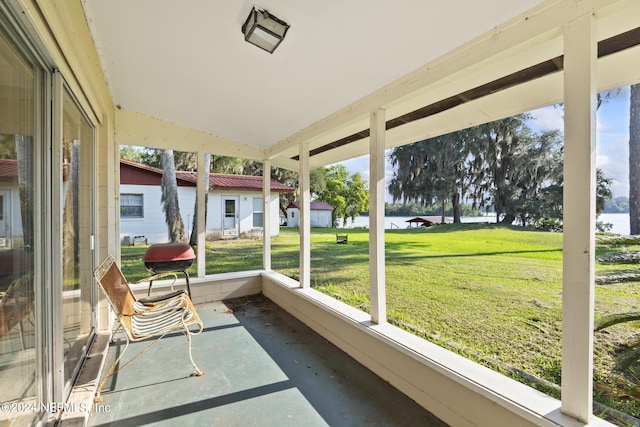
[337,86,632,201]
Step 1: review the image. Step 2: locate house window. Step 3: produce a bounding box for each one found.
[121,194,143,218]
[253,197,263,227]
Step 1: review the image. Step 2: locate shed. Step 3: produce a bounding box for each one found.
[286,201,334,228]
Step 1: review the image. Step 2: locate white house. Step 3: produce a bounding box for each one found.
[119,159,293,244]
[0,159,22,249]
[286,201,333,228]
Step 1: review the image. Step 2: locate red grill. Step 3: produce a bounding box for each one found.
[143,243,195,297]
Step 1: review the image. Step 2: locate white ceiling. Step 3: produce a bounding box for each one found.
[81,0,640,168]
[81,1,543,148]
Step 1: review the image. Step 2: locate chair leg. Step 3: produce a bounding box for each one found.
[18,318,26,350]
[185,329,204,377]
[183,270,192,298]
[95,328,201,402]
[109,322,123,344]
[95,332,131,402]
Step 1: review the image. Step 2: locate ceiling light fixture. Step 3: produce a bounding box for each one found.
[241,7,290,54]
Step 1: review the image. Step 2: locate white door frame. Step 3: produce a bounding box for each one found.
[222,197,239,237]
[0,189,9,248]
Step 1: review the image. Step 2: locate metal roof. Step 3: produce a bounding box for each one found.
[120,159,293,192]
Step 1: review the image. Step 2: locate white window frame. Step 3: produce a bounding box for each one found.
[120,193,144,219]
[252,197,263,228]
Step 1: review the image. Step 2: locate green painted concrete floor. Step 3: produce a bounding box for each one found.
[88,294,448,426]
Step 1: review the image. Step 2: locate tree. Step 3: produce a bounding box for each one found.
[343,172,369,224]
[467,115,535,224]
[160,149,186,242]
[189,154,211,247]
[316,166,347,226]
[15,135,34,250]
[388,131,469,223]
[62,139,80,266]
[388,115,567,228]
[271,166,298,218]
[630,84,640,235]
[310,167,328,197]
[595,168,614,232]
[121,146,198,171]
[509,130,564,228]
[119,145,144,163]
[314,165,369,226]
[212,155,257,175]
[604,196,629,214]
[0,134,16,159]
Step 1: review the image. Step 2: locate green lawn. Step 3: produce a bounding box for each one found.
[120,224,640,422]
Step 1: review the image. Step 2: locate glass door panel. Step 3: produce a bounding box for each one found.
[0,21,38,425]
[223,198,238,237]
[61,87,94,387]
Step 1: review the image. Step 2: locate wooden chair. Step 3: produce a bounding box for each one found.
[0,273,34,349]
[93,255,204,402]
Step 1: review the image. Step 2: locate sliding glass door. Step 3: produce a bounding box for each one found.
[59,86,95,392]
[0,15,40,426]
[0,5,96,423]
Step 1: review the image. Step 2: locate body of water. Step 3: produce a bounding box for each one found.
[342,213,631,235]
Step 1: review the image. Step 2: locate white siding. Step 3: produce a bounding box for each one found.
[287,208,332,228]
[286,207,299,228]
[121,184,281,244]
[0,184,22,248]
[311,209,332,228]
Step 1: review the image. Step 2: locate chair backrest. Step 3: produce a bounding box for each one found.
[0,272,34,339]
[94,255,137,316]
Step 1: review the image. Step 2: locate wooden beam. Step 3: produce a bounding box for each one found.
[196,153,207,278]
[115,109,263,160]
[369,109,387,324]
[263,159,272,271]
[561,12,597,423]
[268,0,618,158]
[299,141,311,288]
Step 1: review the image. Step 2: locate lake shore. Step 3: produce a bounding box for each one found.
[342,213,631,235]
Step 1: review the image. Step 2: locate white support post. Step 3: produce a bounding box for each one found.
[561,12,596,423]
[370,109,387,324]
[263,159,272,271]
[196,153,207,278]
[299,141,311,288]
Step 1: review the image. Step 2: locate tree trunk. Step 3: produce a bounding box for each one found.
[189,154,210,247]
[160,149,186,242]
[630,84,640,235]
[500,213,516,224]
[63,141,80,269]
[15,135,33,250]
[452,191,461,223]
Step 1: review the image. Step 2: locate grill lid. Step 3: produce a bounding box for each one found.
[143,243,195,262]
